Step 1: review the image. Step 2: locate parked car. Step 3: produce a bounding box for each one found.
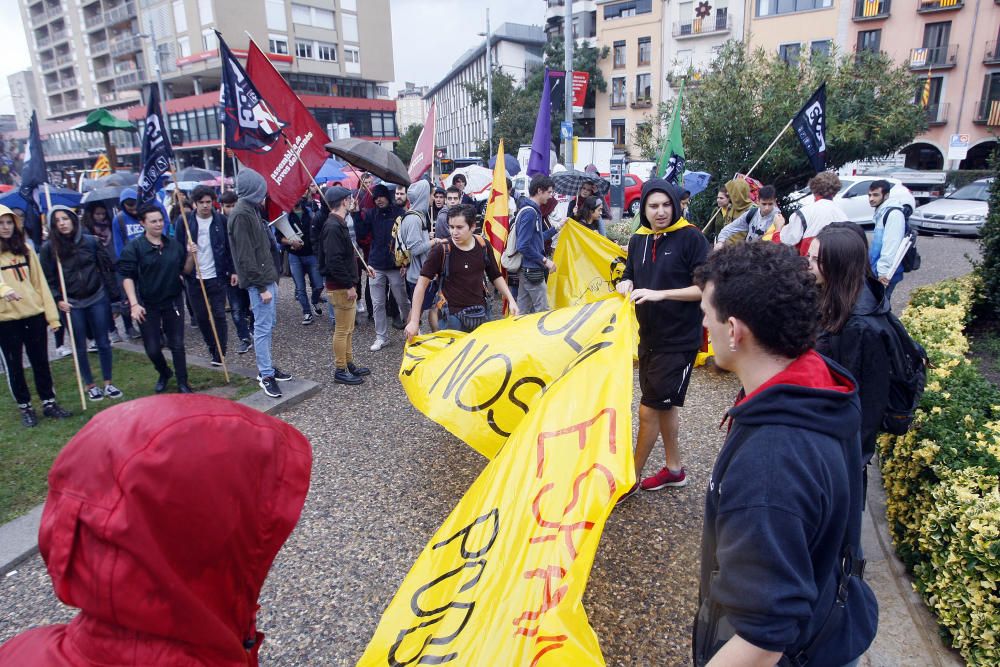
[788,176,917,228]
[909,178,992,237]
[599,173,645,216]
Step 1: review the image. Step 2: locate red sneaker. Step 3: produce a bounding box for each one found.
[616,482,640,504]
[640,467,687,491]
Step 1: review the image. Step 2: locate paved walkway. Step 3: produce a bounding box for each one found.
[0,236,979,665]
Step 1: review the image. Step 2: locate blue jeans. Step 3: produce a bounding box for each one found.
[227,283,252,342]
[288,253,323,315]
[247,282,277,378]
[68,295,113,385]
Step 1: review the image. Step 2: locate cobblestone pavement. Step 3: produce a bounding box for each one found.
[0,235,981,665]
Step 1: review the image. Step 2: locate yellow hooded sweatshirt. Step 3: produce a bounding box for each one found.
[723,179,753,225]
[0,206,60,328]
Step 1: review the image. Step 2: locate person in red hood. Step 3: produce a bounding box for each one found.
[0,395,312,666]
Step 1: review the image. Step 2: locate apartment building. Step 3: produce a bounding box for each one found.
[396,82,428,132]
[543,0,600,44]
[594,0,665,157]
[16,0,398,169]
[7,71,41,131]
[426,23,545,159]
[664,0,747,81]
[746,0,849,62]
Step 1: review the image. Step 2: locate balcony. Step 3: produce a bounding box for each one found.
[50,101,65,115]
[50,76,77,93]
[50,28,69,45]
[630,93,653,108]
[103,2,136,27]
[854,0,891,19]
[985,41,1000,65]
[56,53,74,67]
[84,12,104,29]
[41,59,57,72]
[673,13,731,38]
[99,91,121,103]
[909,44,958,69]
[36,34,52,49]
[916,0,963,11]
[113,68,146,89]
[973,99,1000,126]
[109,35,142,57]
[30,11,49,27]
[90,38,109,54]
[924,102,949,125]
[94,65,114,80]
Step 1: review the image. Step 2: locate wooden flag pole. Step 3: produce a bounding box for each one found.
[169,171,230,383]
[44,184,87,411]
[219,123,227,187]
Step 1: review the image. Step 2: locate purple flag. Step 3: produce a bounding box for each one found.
[527,69,552,177]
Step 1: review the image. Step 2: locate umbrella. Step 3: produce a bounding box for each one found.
[682,171,712,198]
[72,109,138,173]
[175,167,220,182]
[315,158,349,184]
[0,186,83,212]
[81,172,139,192]
[488,153,521,176]
[444,166,494,200]
[82,186,127,203]
[325,138,410,187]
[163,181,202,192]
[552,169,610,197]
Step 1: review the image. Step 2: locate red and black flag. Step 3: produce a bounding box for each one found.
[216,30,285,153]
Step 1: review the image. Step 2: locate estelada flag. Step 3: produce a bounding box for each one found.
[240,38,330,215]
[482,139,509,267]
[407,101,435,182]
[92,154,111,178]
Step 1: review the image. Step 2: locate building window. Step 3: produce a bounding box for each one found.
[177,35,190,58]
[172,0,187,32]
[269,35,288,55]
[756,0,832,17]
[635,73,652,100]
[611,119,626,147]
[202,29,217,52]
[198,0,213,25]
[612,77,626,106]
[638,37,651,65]
[779,43,801,67]
[296,40,313,59]
[342,13,359,41]
[344,46,360,63]
[265,0,287,31]
[316,41,337,61]
[613,41,626,68]
[604,0,653,19]
[857,29,881,54]
[341,0,357,9]
[811,40,831,59]
[292,4,335,29]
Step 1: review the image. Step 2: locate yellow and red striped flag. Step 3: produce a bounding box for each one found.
[483,139,510,267]
[92,153,111,178]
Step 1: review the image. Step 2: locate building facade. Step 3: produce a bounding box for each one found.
[426,23,545,159]
[663,0,747,80]
[396,82,428,132]
[594,0,666,157]
[544,0,600,44]
[6,71,41,131]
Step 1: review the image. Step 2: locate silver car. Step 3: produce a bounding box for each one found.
[909,179,992,237]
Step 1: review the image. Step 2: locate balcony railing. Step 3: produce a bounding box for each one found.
[985,41,1000,65]
[973,99,1000,126]
[50,76,77,93]
[109,35,142,57]
[909,44,958,69]
[854,0,891,19]
[36,34,52,49]
[103,2,136,26]
[113,68,146,88]
[90,38,109,54]
[50,28,69,45]
[46,5,64,19]
[674,13,731,37]
[917,0,963,11]
[630,92,653,108]
[99,91,120,103]
[924,102,949,125]
[30,11,48,26]
[56,53,74,67]
[84,12,104,29]
[94,65,114,80]
[41,59,57,72]
[49,102,65,115]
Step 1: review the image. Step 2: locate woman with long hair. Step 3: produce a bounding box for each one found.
[808,223,890,465]
[0,205,71,426]
[570,195,608,236]
[40,206,123,402]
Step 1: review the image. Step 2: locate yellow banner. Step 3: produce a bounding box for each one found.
[547,219,628,309]
[364,298,636,666]
[400,298,629,459]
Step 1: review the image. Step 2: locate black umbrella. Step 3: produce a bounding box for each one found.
[82,186,128,204]
[325,138,410,187]
[175,167,220,182]
[552,169,610,197]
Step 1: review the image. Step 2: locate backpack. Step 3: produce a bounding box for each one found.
[882,205,921,273]
[392,210,427,268]
[501,207,531,272]
[864,310,928,435]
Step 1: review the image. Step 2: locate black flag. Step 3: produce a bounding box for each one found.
[791,83,827,173]
[136,85,174,207]
[216,31,284,153]
[18,111,47,248]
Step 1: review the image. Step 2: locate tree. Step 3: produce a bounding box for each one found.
[463,39,609,159]
[634,42,926,223]
[974,148,1000,318]
[396,123,423,166]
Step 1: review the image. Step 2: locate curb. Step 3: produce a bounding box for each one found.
[0,347,321,576]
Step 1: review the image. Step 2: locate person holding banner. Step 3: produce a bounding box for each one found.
[0,206,72,427]
[692,242,876,666]
[616,179,709,495]
[568,195,608,237]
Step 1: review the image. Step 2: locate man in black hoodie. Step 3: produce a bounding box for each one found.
[616,179,709,494]
[691,242,877,666]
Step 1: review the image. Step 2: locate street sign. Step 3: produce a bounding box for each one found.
[947,133,970,161]
[560,121,573,140]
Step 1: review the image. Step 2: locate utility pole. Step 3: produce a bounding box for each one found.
[486,9,493,156]
[563,0,573,168]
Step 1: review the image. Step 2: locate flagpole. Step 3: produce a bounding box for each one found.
[169,169,230,383]
[219,124,226,188]
[44,183,87,411]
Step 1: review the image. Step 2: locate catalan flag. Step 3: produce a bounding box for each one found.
[92,153,111,178]
[483,139,510,268]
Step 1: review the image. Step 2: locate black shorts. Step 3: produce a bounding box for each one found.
[638,347,698,410]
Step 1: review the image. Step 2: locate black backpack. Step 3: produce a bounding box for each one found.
[863,310,928,435]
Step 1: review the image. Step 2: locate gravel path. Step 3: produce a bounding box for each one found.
[0,235,981,665]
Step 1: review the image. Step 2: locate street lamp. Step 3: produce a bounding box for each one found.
[477,8,493,157]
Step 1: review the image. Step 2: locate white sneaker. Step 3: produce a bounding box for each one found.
[356,302,367,314]
[370,337,390,351]
[56,345,71,358]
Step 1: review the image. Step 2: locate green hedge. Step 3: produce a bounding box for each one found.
[879,276,1000,666]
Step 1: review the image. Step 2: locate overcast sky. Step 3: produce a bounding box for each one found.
[0,0,546,115]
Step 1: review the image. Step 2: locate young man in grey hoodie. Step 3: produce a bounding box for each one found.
[227,169,293,398]
[398,180,441,333]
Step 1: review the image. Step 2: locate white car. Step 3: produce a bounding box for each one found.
[788,177,917,228]
[909,179,991,237]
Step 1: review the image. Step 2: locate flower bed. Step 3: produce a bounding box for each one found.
[878,276,1000,666]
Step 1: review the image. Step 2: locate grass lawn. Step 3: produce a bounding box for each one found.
[0,348,258,524]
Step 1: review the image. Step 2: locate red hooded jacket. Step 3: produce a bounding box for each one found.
[0,395,312,666]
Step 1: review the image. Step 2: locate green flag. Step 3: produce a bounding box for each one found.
[656,80,685,185]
